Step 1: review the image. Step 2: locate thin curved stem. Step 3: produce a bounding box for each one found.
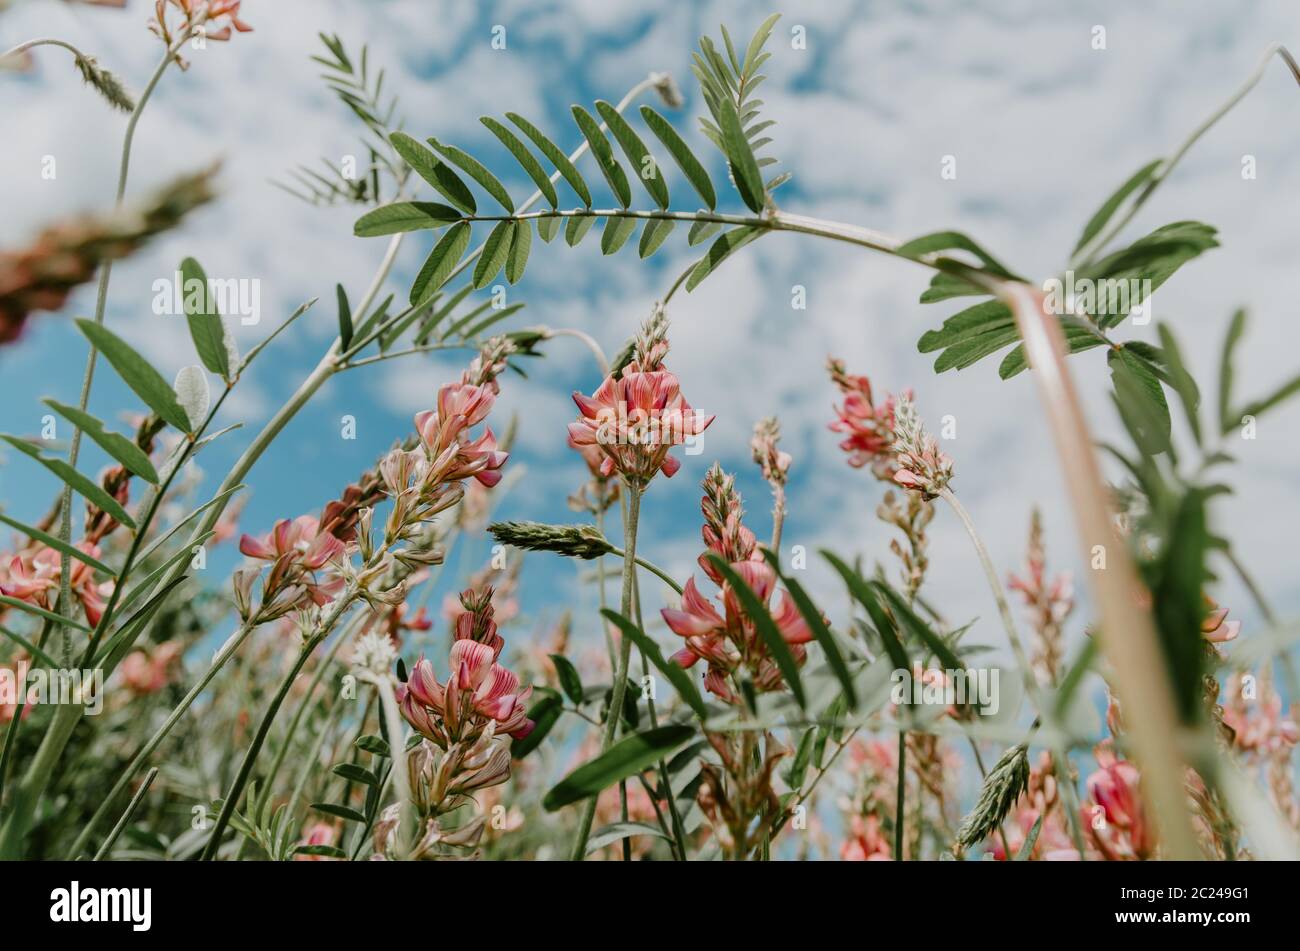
[1072,44,1300,269]
[56,36,187,664]
[91,767,158,861]
[548,327,611,377]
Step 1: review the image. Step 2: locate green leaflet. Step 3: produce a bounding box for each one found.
[479,116,558,208]
[426,135,515,213]
[75,319,192,433]
[602,608,709,720]
[506,111,593,206]
[0,434,135,529]
[705,553,805,708]
[179,257,231,381]
[353,201,461,237]
[410,222,471,304]
[571,105,631,207]
[543,724,696,810]
[716,97,765,212]
[472,221,515,288]
[41,399,158,484]
[595,100,669,209]
[640,105,716,210]
[600,216,636,255]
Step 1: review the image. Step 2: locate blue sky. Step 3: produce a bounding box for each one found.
[3,0,1300,699]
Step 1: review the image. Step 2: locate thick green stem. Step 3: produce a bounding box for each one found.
[570,483,641,860]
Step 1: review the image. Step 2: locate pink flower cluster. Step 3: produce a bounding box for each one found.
[568,318,712,486]
[1,542,110,626]
[414,381,508,490]
[237,514,346,617]
[399,587,533,747]
[826,358,905,481]
[661,465,812,704]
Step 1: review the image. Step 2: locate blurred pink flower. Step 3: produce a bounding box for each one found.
[294,822,338,861]
[1,542,110,626]
[1083,742,1154,860]
[119,641,184,696]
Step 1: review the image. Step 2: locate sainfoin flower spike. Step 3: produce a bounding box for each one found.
[660,464,813,704]
[568,309,713,487]
[889,395,954,498]
[398,586,533,748]
[826,358,907,481]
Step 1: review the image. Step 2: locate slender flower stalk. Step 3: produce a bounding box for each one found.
[570,484,641,860]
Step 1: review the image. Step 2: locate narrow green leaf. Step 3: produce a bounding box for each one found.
[0,624,57,667]
[822,551,910,673]
[1014,814,1044,860]
[389,132,476,215]
[41,399,158,484]
[311,803,367,824]
[1110,348,1172,455]
[410,221,472,305]
[353,201,462,237]
[331,763,378,786]
[570,105,631,207]
[178,257,230,380]
[896,231,1018,279]
[716,97,765,212]
[640,106,716,210]
[472,221,515,288]
[759,550,856,710]
[1074,160,1162,254]
[1155,324,1202,446]
[999,325,1106,380]
[549,653,585,705]
[480,117,558,208]
[354,734,390,757]
[506,111,592,206]
[543,725,695,810]
[505,219,531,284]
[75,319,191,433]
[0,435,135,529]
[565,215,596,247]
[335,284,353,351]
[586,821,669,855]
[0,511,114,573]
[706,553,805,708]
[0,595,91,631]
[687,219,722,246]
[537,216,560,243]
[427,136,514,213]
[595,100,668,209]
[600,216,636,255]
[916,300,1013,355]
[638,218,675,258]
[685,226,762,291]
[1218,309,1247,436]
[512,692,562,759]
[602,609,709,720]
